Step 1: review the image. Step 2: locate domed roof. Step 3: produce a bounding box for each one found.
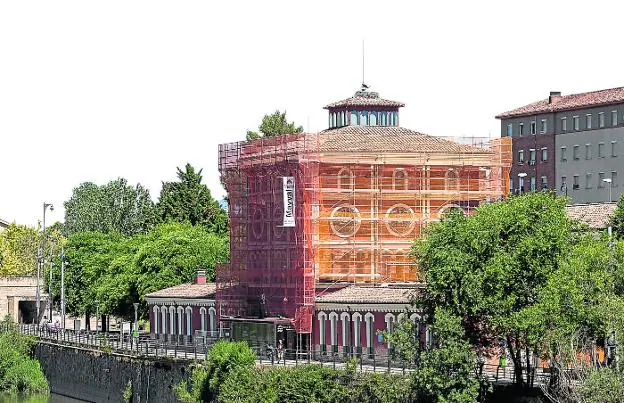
[324,90,404,109]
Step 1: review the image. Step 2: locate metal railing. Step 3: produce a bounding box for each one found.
[11,324,552,384]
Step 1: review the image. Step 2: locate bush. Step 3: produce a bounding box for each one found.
[0,328,48,395]
[580,367,624,403]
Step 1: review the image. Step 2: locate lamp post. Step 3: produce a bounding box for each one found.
[95,300,100,337]
[133,303,139,347]
[36,202,54,324]
[518,173,527,195]
[602,178,613,203]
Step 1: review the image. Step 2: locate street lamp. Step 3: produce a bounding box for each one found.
[36,202,54,324]
[560,183,568,198]
[95,300,100,337]
[133,303,139,343]
[517,173,527,195]
[602,178,613,203]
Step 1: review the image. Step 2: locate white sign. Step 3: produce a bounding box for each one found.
[282,176,295,227]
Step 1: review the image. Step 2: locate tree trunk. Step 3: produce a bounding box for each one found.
[507,335,524,386]
[85,312,91,331]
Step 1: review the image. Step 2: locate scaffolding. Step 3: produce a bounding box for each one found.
[218,133,512,333]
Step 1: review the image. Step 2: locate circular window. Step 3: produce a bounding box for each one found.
[330,205,361,238]
[385,204,416,237]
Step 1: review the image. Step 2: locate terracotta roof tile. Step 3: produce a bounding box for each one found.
[320,126,492,154]
[566,202,617,229]
[316,285,422,304]
[325,96,405,109]
[496,87,624,118]
[145,283,216,299]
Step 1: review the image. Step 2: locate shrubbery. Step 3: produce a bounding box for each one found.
[0,320,48,395]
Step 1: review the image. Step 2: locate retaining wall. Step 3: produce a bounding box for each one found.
[34,342,190,402]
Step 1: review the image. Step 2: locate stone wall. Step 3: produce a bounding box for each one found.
[34,342,189,403]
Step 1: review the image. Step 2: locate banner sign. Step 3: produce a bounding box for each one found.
[282,176,295,227]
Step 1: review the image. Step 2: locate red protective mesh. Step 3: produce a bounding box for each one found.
[217,134,319,333]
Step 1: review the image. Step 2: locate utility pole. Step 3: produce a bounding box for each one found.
[60,248,65,329]
[48,256,53,324]
[37,202,54,324]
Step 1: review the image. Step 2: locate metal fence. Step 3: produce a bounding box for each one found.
[12,324,551,384]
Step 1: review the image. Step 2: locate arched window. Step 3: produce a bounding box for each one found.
[385,313,396,350]
[350,111,358,125]
[329,312,339,350]
[393,112,398,126]
[200,307,207,333]
[445,168,460,191]
[185,307,193,336]
[169,306,175,335]
[369,112,377,125]
[410,313,421,340]
[177,307,184,335]
[364,313,374,354]
[352,313,362,349]
[341,111,346,127]
[161,307,167,335]
[360,110,368,125]
[317,312,327,352]
[152,306,159,335]
[393,169,408,190]
[388,112,393,126]
[340,312,350,350]
[337,168,354,190]
[209,307,217,337]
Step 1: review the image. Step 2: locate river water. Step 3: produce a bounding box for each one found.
[0,394,88,403]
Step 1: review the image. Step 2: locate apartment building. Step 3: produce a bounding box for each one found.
[497,87,624,203]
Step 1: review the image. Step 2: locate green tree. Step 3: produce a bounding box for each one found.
[610,193,624,238]
[0,224,38,275]
[412,309,480,403]
[57,223,228,321]
[63,178,156,236]
[156,164,228,235]
[414,193,574,387]
[246,110,303,141]
[0,223,64,276]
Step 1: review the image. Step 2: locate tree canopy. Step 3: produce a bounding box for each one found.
[156,163,228,235]
[0,223,64,276]
[610,193,624,238]
[55,222,228,320]
[414,193,575,386]
[63,178,156,236]
[246,110,303,141]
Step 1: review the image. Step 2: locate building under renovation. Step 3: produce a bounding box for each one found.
[216,87,512,354]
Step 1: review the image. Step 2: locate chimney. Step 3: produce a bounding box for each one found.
[196,269,206,284]
[549,91,562,104]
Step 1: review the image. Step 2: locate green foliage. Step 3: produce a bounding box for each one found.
[580,367,624,403]
[412,309,480,403]
[414,193,574,386]
[63,178,156,237]
[174,363,210,403]
[178,341,412,403]
[156,164,228,235]
[0,326,48,396]
[122,379,133,402]
[611,193,624,239]
[245,110,303,141]
[58,222,228,320]
[0,223,64,276]
[0,224,38,276]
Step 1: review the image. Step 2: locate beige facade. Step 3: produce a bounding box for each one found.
[0,276,48,324]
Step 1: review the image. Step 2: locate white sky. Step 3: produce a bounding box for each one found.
[2,0,623,227]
